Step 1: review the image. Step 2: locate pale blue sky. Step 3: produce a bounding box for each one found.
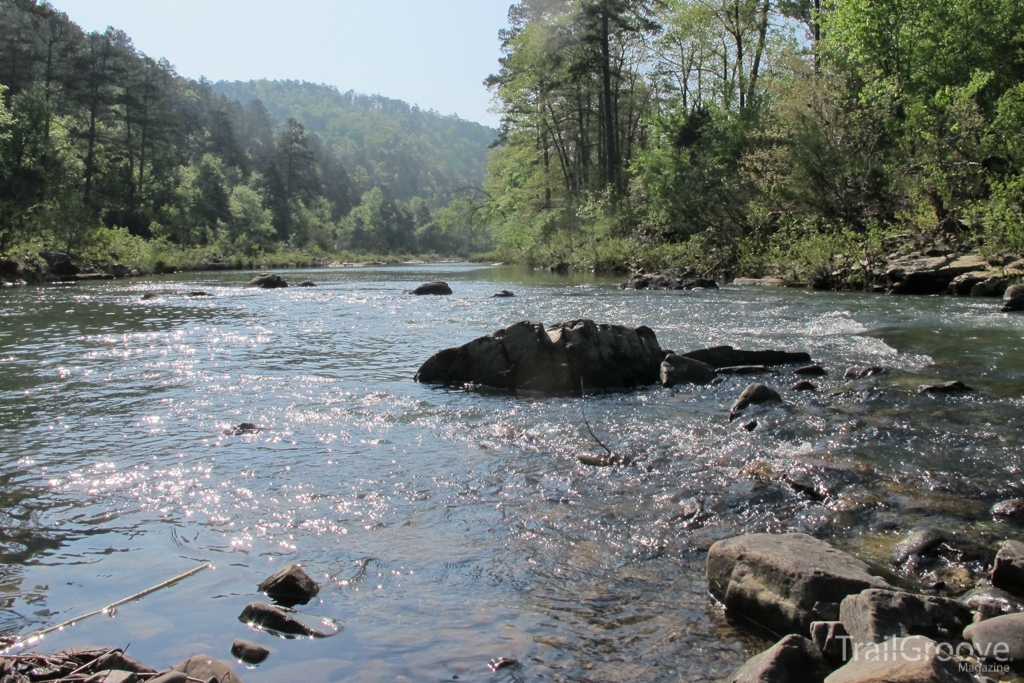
[48,0,511,127]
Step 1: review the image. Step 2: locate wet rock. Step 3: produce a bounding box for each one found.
[795,365,828,377]
[844,366,885,380]
[743,420,758,432]
[246,273,288,289]
[730,384,783,421]
[238,602,327,637]
[679,497,702,520]
[823,635,972,682]
[991,541,1024,596]
[959,587,1024,621]
[230,640,270,665]
[577,454,618,467]
[810,621,851,663]
[918,381,973,395]
[89,651,157,674]
[1003,285,1024,312]
[963,613,1024,669]
[297,281,317,287]
[971,277,1007,298]
[171,656,243,683]
[891,529,995,582]
[840,589,973,644]
[892,530,949,566]
[491,290,515,298]
[258,563,320,605]
[225,423,262,436]
[405,281,452,295]
[488,658,521,671]
[728,634,829,683]
[660,354,718,387]
[188,291,213,298]
[783,469,825,500]
[719,365,772,375]
[949,272,990,296]
[683,346,811,370]
[148,673,187,683]
[793,381,819,392]
[416,319,663,396]
[707,533,891,635]
[621,271,719,290]
[991,499,1024,521]
[141,292,161,301]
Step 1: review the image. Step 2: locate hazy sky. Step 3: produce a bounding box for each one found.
[48,0,511,127]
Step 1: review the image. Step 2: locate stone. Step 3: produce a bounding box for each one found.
[416,319,664,396]
[793,381,819,392]
[41,251,79,278]
[810,621,851,663]
[991,499,1024,521]
[1004,284,1024,301]
[839,589,973,644]
[224,423,262,436]
[147,673,187,683]
[238,602,327,637]
[188,291,213,297]
[728,634,829,683]
[683,346,811,369]
[491,290,515,298]
[970,277,1006,298]
[963,613,1024,668]
[106,264,138,279]
[257,563,320,605]
[918,381,973,395]
[707,533,890,635]
[84,672,137,683]
[718,365,772,375]
[733,277,785,287]
[245,273,288,289]
[886,252,988,295]
[1003,298,1024,312]
[141,292,161,301]
[892,530,948,566]
[949,272,990,296]
[959,587,1024,621]
[171,656,243,683]
[730,384,783,421]
[795,365,828,377]
[231,640,270,665]
[743,420,758,432]
[845,367,885,380]
[660,354,718,388]
[992,541,1024,596]
[406,281,452,295]
[621,271,719,290]
[823,635,972,682]
[297,281,317,287]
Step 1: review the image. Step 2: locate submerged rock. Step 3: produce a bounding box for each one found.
[297,281,317,287]
[246,273,288,289]
[992,499,1024,521]
[415,319,663,396]
[406,281,452,295]
[823,635,972,682]
[840,589,972,644]
[683,346,811,369]
[718,365,772,375]
[660,354,718,387]
[225,423,262,436]
[918,381,973,395]
[172,656,243,683]
[844,366,885,380]
[730,384,783,421]
[795,364,828,377]
[231,640,270,665]
[238,602,328,638]
[792,380,819,392]
[707,533,890,635]
[491,290,515,298]
[258,563,320,605]
[728,634,829,683]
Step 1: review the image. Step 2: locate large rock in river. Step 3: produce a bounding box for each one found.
[728,634,829,683]
[683,346,811,369]
[246,273,288,289]
[707,533,891,635]
[415,320,663,396]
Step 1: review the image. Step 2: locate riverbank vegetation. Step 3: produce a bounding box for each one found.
[481,0,1024,280]
[0,0,495,275]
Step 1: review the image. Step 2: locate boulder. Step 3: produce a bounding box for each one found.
[959,587,1024,621]
[963,613,1024,669]
[257,563,320,605]
[171,656,243,683]
[238,602,327,638]
[796,365,828,377]
[844,367,885,380]
[810,621,851,663]
[491,290,515,298]
[41,251,79,278]
[823,635,972,682]
[743,420,759,432]
[660,354,718,388]
[230,640,270,665]
[793,381,819,392]
[1004,284,1024,301]
[886,253,988,295]
[991,541,1024,596]
[730,384,784,421]
[621,271,719,290]
[224,423,262,436]
[839,589,973,644]
[949,272,990,296]
[416,319,663,396]
[406,281,453,295]
[707,533,890,635]
[1003,298,1024,312]
[971,277,1006,298]
[918,381,973,395]
[297,281,317,287]
[683,346,811,369]
[245,273,288,289]
[728,634,829,683]
[991,499,1024,521]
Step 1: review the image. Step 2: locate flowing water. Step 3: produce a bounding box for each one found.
[0,264,1022,682]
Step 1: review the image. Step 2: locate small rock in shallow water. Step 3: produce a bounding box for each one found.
[844,366,885,380]
[792,380,819,392]
[187,291,212,298]
[992,499,1024,522]
[225,423,262,436]
[488,658,521,671]
[246,273,288,289]
[172,657,243,683]
[729,383,783,420]
[959,587,1024,621]
[297,281,316,287]
[490,290,515,298]
[795,364,828,377]
[258,563,320,605]
[238,602,330,637]
[661,354,718,387]
[577,454,619,467]
[231,640,270,665]
[918,381,973,394]
[405,281,452,295]
[742,420,758,432]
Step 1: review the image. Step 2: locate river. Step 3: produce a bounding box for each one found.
[0,264,1022,682]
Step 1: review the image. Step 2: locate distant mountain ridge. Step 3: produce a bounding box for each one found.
[212,80,497,207]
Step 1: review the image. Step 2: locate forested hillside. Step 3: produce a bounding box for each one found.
[0,0,495,272]
[483,0,1024,283]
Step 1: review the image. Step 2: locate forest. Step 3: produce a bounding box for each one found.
[0,0,496,273]
[482,0,1024,282]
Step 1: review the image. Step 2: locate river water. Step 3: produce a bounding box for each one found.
[0,264,1022,682]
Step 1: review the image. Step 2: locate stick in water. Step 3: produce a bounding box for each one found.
[580,379,614,457]
[11,563,212,648]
